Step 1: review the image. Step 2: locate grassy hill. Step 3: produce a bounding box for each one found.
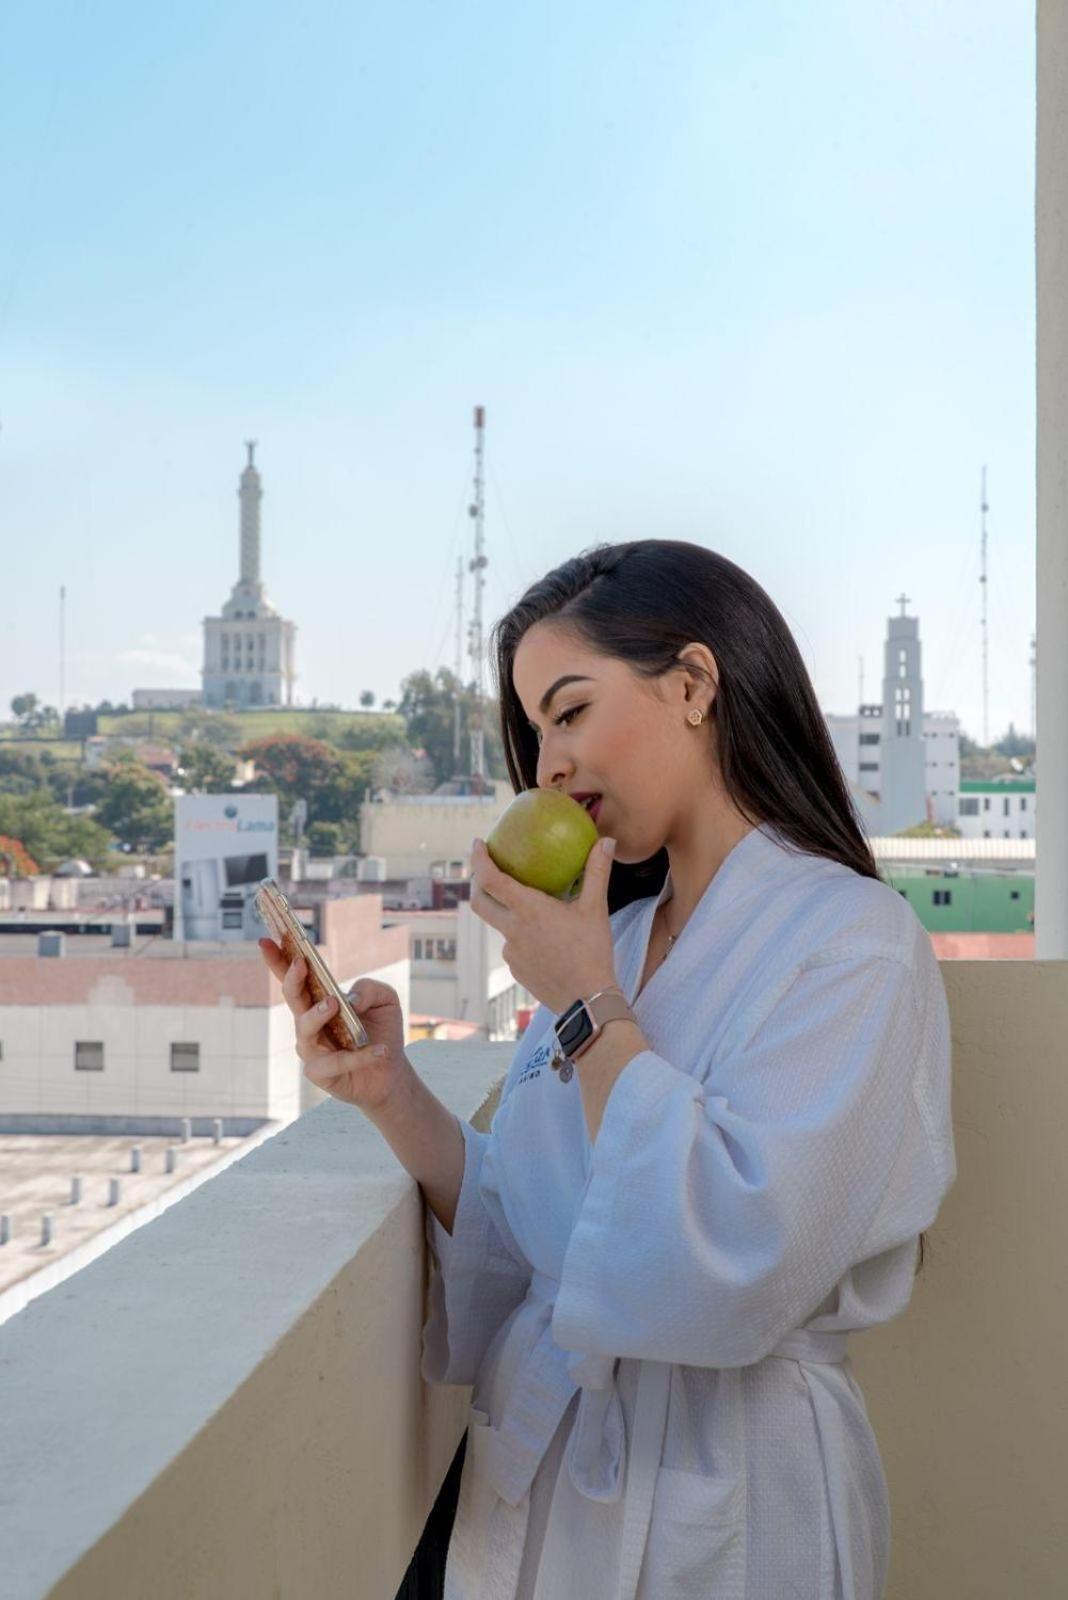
[96,707,404,746]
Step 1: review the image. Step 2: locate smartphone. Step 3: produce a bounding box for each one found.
[255,878,370,1053]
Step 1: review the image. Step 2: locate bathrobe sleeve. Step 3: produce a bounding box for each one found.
[421,1093,534,1387]
[552,946,954,1370]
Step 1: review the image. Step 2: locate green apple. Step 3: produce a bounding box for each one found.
[485,789,600,899]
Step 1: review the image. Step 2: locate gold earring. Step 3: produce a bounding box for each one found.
[686,709,704,726]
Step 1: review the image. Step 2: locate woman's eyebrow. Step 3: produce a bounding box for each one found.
[538,674,593,715]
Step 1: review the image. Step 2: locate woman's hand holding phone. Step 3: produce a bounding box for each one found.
[258,940,411,1117]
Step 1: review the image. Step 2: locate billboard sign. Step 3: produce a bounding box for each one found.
[175,794,278,942]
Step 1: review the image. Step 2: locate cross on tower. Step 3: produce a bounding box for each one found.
[895,592,911,617]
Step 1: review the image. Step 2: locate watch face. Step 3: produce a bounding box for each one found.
[555,999,593,1057]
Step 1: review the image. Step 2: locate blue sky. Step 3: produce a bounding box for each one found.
[0,0,1035,743]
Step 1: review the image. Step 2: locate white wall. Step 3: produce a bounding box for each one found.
[956,789,1035,841]
[359,784,512,879]
[0,1002,284,1123]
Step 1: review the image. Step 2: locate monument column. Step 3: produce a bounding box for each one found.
[239,441,262,587]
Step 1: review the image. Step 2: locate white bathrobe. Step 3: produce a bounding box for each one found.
[422,821,956,1599]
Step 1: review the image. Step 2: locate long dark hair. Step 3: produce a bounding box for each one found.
[489,538,928,1273]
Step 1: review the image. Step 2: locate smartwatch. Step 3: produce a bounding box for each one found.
[552,987,635,1066]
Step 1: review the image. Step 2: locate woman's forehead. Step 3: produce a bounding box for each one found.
[513,626,604,695]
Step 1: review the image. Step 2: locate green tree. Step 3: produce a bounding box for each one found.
[94,758,174,853]
[359,690,376,707]
[0,747,49,795]
[177,743,237,793]
[313,750,379,848]
[396,668,507,787]
[240,734,341,805]
[993,722,1036,762]
[10,693,38,728]
[306,820,346,855]
[334,715,407,754]
[0,792,113,870]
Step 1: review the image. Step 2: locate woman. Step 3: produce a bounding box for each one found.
[262,540,956,1599]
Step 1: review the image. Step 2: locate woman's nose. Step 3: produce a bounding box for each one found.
[536,740,571,792]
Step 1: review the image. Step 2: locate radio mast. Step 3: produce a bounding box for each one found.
[979,466,990,747]
[467,406,489,792]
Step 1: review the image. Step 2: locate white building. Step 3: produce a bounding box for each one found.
[359,782,514,881]
[131,689,202,711]
[826,598,958,832]
[956,779,1035,841]
[0,898,407,1132]
[827,705,961,829]
[385,900,529,1041]
[202,444,297,709]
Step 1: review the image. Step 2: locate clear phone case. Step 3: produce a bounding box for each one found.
[255,878,370,1052]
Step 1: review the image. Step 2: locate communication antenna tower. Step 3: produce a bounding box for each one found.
[980,466,989,747]
[466,406,489,792]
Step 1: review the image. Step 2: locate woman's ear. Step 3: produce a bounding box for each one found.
[677,642,719,714]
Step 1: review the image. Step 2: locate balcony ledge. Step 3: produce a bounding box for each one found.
[0,1039,510,1600]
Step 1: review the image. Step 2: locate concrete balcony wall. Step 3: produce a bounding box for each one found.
[0,1041,510,1600]
[0,964,1064,1598]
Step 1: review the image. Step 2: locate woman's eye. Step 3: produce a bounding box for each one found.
[528,704,586,743]
[554,704,586,728]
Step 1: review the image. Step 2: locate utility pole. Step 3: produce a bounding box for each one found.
[467,406,489,794]
[59,585,66,724]
[1030,632,1037,747]
[979,466,990,747]
[453,554,464,766]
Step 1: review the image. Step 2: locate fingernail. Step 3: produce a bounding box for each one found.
[602,837,616,857]
[318,998,331,1013]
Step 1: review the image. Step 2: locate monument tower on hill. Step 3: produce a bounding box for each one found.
[201,444,297,708]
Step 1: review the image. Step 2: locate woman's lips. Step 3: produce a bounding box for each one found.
[590,797,603,825]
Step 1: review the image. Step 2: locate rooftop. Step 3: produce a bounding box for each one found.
[0,1128,269,1318]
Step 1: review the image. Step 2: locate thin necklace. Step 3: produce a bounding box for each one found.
[660,904,680,963]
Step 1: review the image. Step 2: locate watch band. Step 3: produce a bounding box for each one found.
[553,986,635,1065]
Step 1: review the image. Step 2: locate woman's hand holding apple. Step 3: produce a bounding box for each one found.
[469,831,619,1014]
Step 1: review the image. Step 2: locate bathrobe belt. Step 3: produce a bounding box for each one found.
[479,1270,848,1598]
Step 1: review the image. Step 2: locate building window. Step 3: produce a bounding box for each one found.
[983,829,991,838]
[859,762,879,773]
[74,1041,105,1071]
[932,890,953,907]
[0,1041,4,1061]
[170,1042,200,1073]
[1003,797,1011,817]
[1010,890,1021,900]
[1021,796,1028,812]
[436,938,457,961]
[1021,829,1028,839]
[959,798,979,816]
[859,733,880,746]
[983,797,990,812]
[413,938,424,959]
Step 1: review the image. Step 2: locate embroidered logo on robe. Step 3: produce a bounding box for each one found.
[517,1038,555,1086]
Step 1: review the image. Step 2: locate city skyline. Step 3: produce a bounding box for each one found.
[0,2,1036,742]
